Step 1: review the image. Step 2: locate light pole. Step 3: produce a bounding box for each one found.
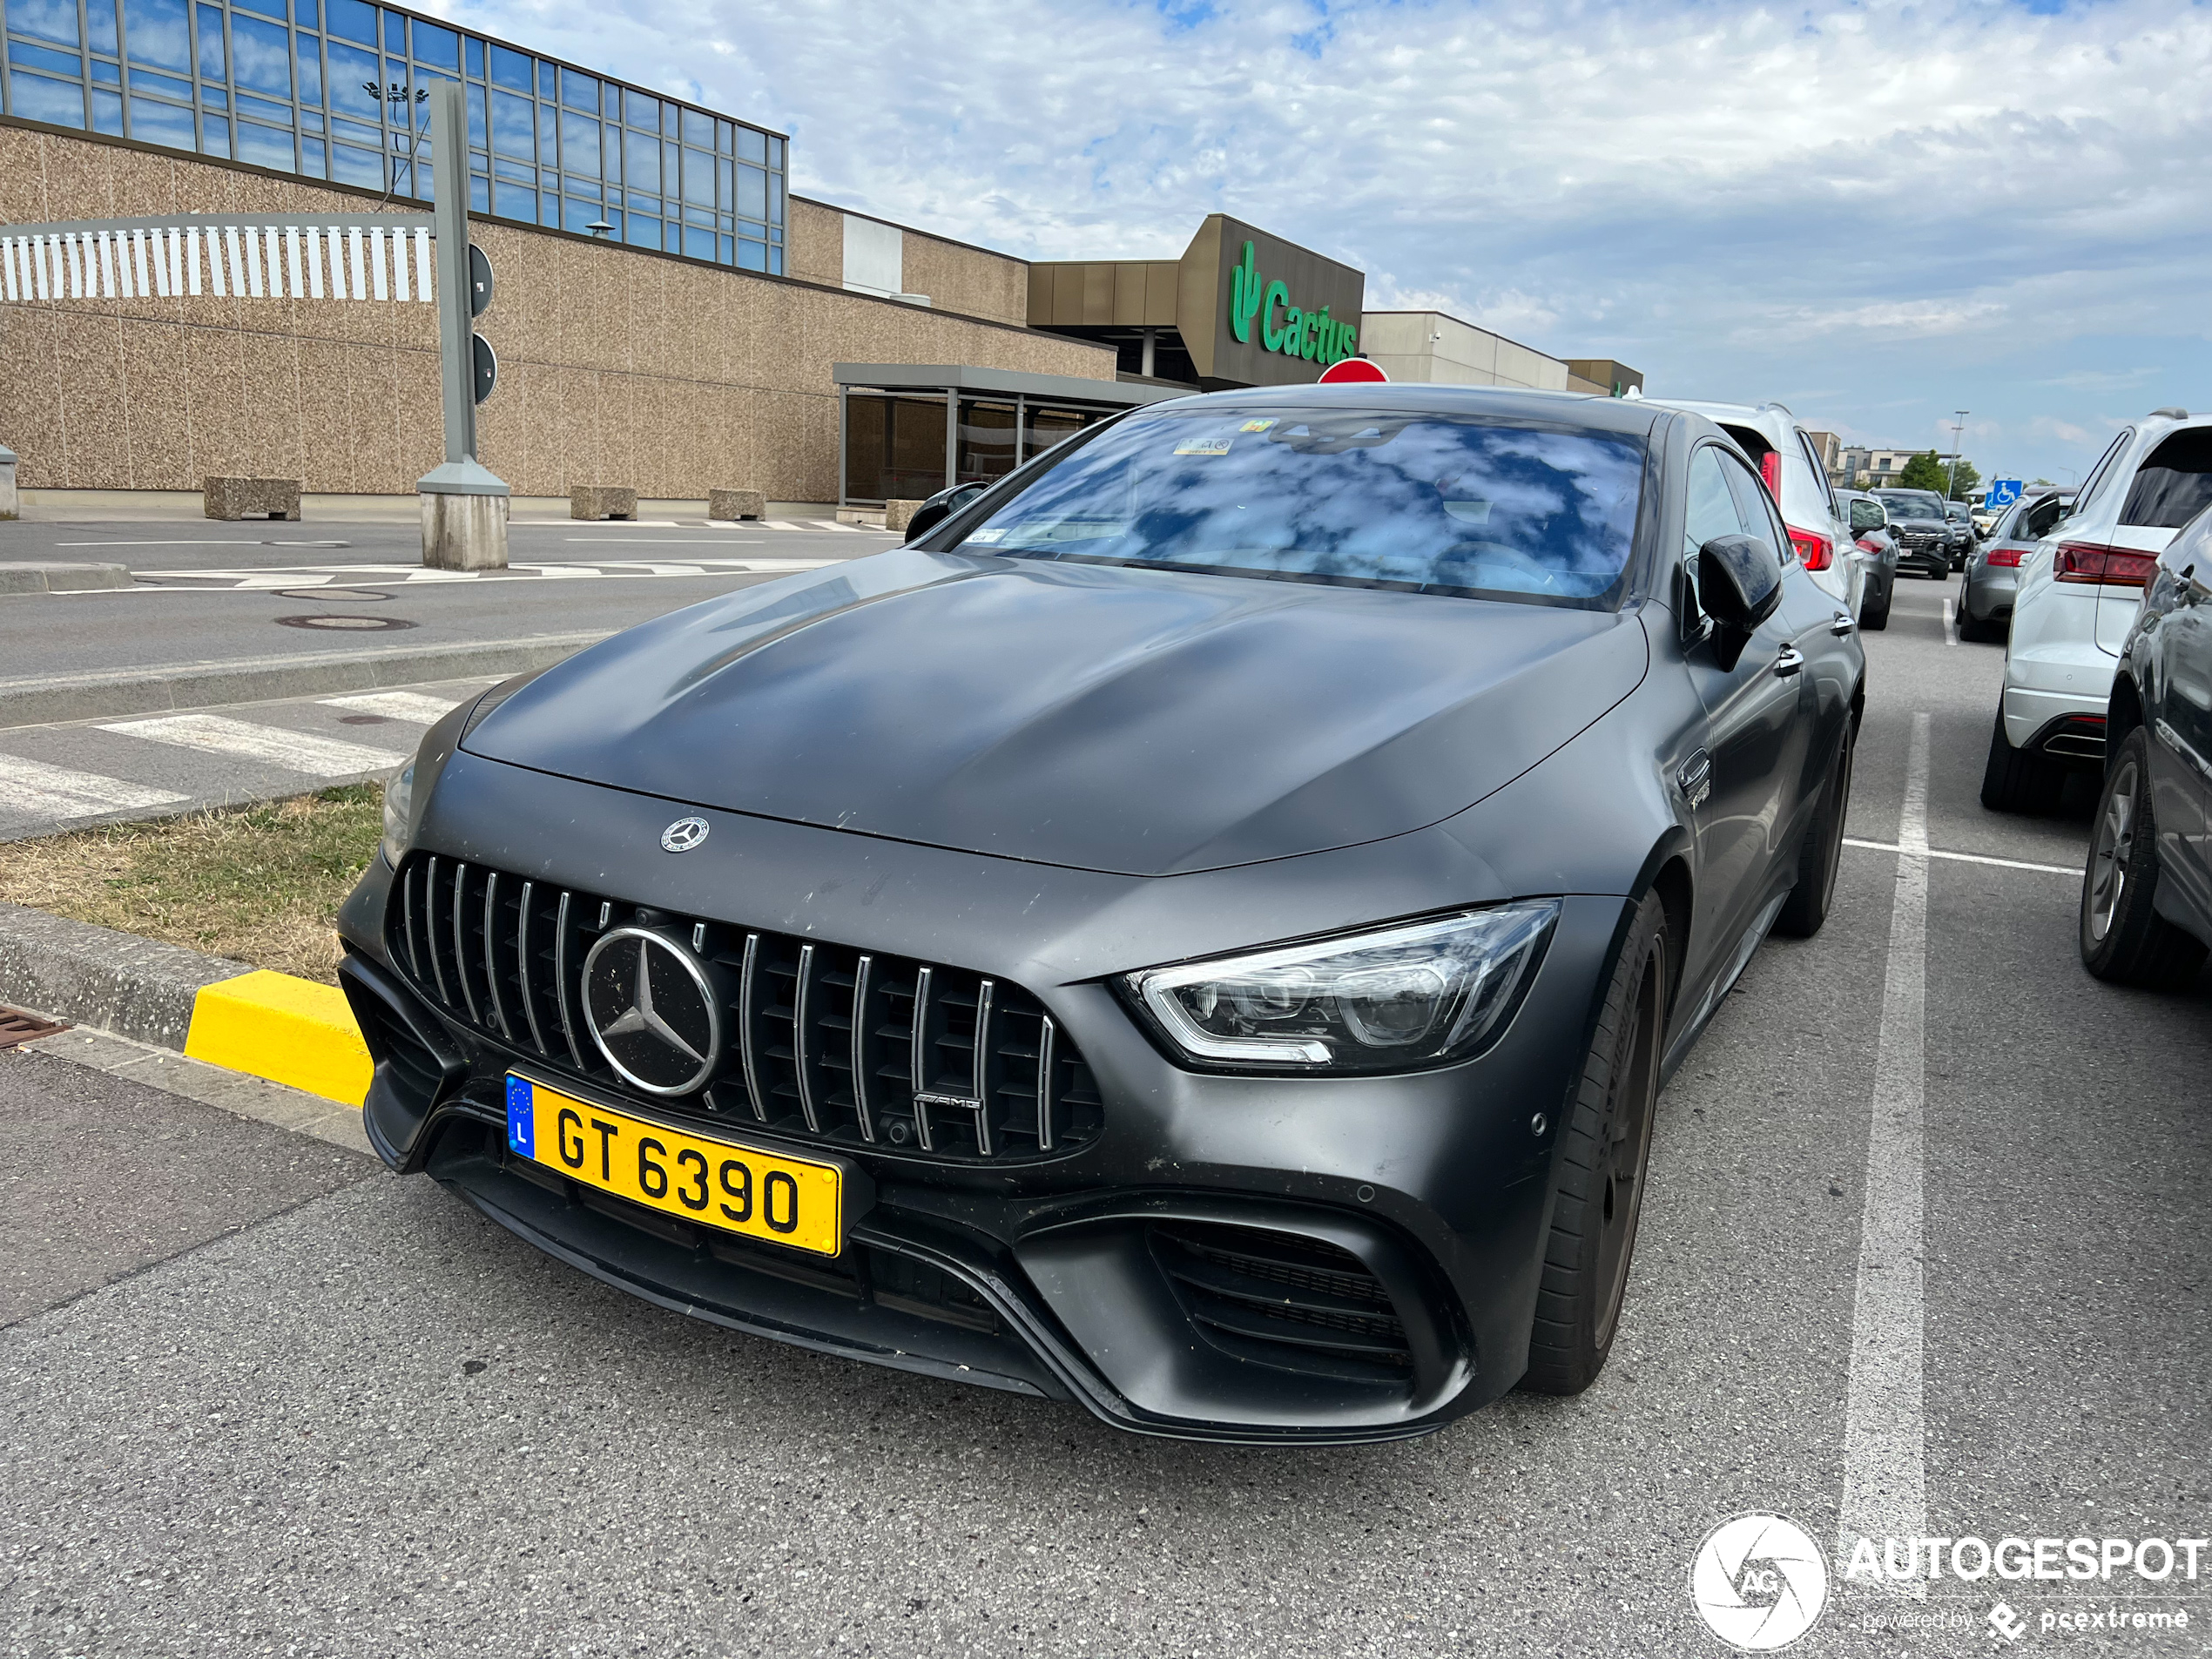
[1946,409,1969,499]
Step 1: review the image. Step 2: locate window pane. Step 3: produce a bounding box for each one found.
[410,17,456,69]
[767,176,783,226]
[737,237,765,272]
[562,196,600,234]
[464,35,481,77]
[324,0,372,43]
[376,6,402,48]
[91,85,125,131]
[681,225,714,260]
[86,0,119,52]
[331,138,381,185]
[298,101,317,125]
[537,58,553,97]
[238,91,287,120]
[718,233,732,262]
[714,155,731,208]
[623,86,655,129]
[558,108,597,173]
[625,214,660,249]
[735,125,764,165]
[560,66,596,111]
[295,0,315,24]
[91,57,120,80]
[193,3,224,79]
[123,0,192,68]
[10,40,84,75]
[466,81,484,145]
[624,126,658,191]
[294,34,321,105]
[768,135,782,170]
[489,88,532,156]
[469,172,487,211]
[236,118,292,168]
[200,83,225,106]
[234,0,283,17]
[128,92,192,143]
[495,182,535,221]
[10,0,81,47]
[230,15,290,96]
[200,111,230,156]
[736,163,765,219]
[10,72,86,126]
[325,40,378,116]
[489,43,529,91]
[300,132,324,173]
[680,107,711,148]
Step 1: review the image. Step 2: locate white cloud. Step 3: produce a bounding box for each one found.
[437,0,2212,483]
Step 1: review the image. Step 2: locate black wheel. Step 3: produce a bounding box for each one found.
[2080,727,2209,988]
[1980,710,2063,813]
[1860,575,1891,631]
[1522,892,1667,1395]
[1777,725,1854,938]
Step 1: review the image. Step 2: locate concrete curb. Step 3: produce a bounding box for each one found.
[0,630,608,729]
[0,901,369,1108]
[0,560,132,594]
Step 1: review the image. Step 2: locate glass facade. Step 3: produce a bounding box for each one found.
[842,391,1108,504]
[0,0,786,273]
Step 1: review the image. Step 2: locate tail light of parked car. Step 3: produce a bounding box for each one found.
[2054,543,2158,586]
[1985,547,2027,568]
[1788,526,1834,570]
[1759,451,1783,499]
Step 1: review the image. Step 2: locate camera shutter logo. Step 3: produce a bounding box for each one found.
[1689,1513,1829,1651]
[661,816,709,853]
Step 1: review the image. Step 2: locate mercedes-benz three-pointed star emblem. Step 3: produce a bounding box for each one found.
[579,926,722,1096]
[660,816,710,853]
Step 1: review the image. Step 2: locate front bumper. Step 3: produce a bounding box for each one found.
[337,766,1629,1444]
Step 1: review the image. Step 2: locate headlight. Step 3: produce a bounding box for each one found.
[1126,900,1560,1073]
[381,759,416,868]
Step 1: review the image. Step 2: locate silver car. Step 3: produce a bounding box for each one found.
[1959,489,2074,642]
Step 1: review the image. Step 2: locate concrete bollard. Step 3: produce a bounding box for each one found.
[570,485,637,522]
[884,498,926,533]
[204,475,303,521]
[708,488,765,522]
[418,458,511,570]
[0,445,17,522]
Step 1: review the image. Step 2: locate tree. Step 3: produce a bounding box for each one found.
[1947,458,1982,501]
[1894,451,1950,492]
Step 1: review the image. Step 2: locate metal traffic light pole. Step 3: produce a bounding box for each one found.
[415,78,509,570]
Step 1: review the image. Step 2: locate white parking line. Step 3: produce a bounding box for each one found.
[98,714,410,776]
[320,691,465,724]
[0,754,187,819]
[1940,597,1956,644]
[1838,710,1930,1585]
[1843,837,2078,876]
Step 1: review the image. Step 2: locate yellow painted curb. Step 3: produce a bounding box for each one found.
[183,969,371,1107]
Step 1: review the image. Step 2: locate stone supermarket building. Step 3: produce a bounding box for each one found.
[0,0,1637,509]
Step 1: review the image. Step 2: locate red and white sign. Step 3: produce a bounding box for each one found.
[1317,357,1389,385]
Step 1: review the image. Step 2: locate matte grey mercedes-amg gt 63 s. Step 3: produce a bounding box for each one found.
[340,385,1864,1444]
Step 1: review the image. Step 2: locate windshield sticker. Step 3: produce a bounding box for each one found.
[1444,500,1494,524]
[1174,436,1235,457]
[1238,419,1278,433]
[966,528,1008,544]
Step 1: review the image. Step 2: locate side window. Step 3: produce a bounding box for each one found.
[2074,430,2133,519]
[1720,452,1789,568]
[1798,431,1838,518]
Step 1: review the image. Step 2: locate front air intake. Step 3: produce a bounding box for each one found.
[1151,1220,1413,1383]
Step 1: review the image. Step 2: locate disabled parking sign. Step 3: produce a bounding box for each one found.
[1986,478,2022,508]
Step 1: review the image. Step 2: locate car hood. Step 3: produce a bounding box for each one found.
[463,550,1649,877]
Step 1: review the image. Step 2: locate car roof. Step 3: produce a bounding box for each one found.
[1630,396,1797,440]
[1143,382,1674,442]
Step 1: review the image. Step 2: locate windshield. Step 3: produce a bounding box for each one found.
[954,408,1647,606]
[1877,491,1946,519]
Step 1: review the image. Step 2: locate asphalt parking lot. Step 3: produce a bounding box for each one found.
[2,574,2208,1658]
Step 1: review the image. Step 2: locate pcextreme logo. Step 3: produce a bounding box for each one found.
[1227,239,1358,368]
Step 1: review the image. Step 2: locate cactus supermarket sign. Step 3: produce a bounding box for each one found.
[1228,240,1358,368]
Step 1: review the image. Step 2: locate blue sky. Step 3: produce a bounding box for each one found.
[444,0,2209,487]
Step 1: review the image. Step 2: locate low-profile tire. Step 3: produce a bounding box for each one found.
[2080,727,2209,988]
[1777,725,1854,938]
[1859,576,1891,631]
[1521,892,1667,1396]
[1980,710,2063,813]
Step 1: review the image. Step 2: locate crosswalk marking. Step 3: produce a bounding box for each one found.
[105,557,836,593]
[320,691,465,724]
[98,714,410,777]
[0,755,187,819]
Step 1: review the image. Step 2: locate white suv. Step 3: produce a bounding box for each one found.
[1983,408,2212,811]
[1631,397,1873,620]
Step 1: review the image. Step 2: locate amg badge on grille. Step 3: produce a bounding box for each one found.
[660,816,709,853]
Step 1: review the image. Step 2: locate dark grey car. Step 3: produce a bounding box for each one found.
[2083,500,2212,986]
[1959,489,2075,642]
[339,386,1864,1443]
[1875,488,1959,578]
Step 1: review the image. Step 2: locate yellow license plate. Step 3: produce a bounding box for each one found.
[505,1075,846,1257]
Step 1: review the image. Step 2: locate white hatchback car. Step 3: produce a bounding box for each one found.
[1983,408,2212,811]
[1632,397,1874,622]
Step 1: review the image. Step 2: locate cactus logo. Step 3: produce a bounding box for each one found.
[1227,240,1359,368]
[1689,1513,1830,1651]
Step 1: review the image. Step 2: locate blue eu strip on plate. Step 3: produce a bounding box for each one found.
[506,1075,535,1158]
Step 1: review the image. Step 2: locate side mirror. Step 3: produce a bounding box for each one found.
[903,484,984,543]
[1849,502,1885,533]
[1696,533,1784,670]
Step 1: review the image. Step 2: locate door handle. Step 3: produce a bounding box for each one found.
[1831,611,1856,637]
[1774,645,1805,677]
[1677,749,1712,808]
